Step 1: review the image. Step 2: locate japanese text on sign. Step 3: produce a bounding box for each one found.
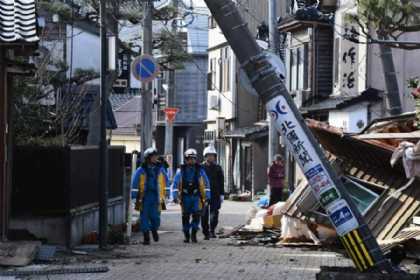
[281,120,313,167]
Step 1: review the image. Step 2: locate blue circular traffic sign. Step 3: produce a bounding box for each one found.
[132,54,160,82]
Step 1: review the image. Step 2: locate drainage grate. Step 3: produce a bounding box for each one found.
[0,266,109,277]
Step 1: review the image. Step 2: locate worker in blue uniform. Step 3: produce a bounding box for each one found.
[132,147,168,245]
[172,149,210,243]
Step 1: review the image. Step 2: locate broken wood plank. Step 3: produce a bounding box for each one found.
[219,224,244,238]
[355,131,420,140]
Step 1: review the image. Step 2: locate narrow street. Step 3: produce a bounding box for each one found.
[21,201,352,280]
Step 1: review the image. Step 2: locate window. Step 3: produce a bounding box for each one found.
[223,47,231,92]
[208,16,217,29]
[291,49,297,91]
[303,43,309,89]
[343,177,380,215]
[288,44,309,92]
[208,58,217,90]
[334,37,340,85]
[217,47,231,92]
[219,49,223,91]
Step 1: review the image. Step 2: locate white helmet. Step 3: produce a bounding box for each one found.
[203,145,217,157]
[144,147,158,159]
[184,148,198,158]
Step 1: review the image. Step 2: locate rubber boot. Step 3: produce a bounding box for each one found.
[183,231,190,243]
[143,231,150,245]
[191,229,198,243]
[152,230,159,242]
[210,231,217,238]
[204,233,210,240]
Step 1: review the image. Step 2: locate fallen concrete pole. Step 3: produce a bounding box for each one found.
[203,0,395,273]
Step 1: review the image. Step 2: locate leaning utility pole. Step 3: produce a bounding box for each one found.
[99,0,109,249]
[379,34,402,116]
[164,0,178,167]
[141,0,154,157]
[203,0,394,273]
[268,0,280,164]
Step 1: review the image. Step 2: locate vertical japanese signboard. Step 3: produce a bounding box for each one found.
[334,8,367,96]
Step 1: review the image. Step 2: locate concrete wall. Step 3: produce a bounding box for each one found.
[10,199,125,247]
[208,25,227,50]
[329,103,368,133]
[237,82,260,128]
[367,32,420,113]
[111,135,140,153]
[70,199,125,247]
[10,217,66,245]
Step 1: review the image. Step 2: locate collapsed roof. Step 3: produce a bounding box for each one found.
[282,115,420,246]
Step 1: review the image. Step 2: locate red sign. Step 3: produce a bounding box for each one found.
[163,107,180,123]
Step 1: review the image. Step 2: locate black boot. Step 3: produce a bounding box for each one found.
[210,231,217,238]
[191,229,198,243]
[183,231,190,243]
[143,231,150,245]
[152,230,159,242]
[203,233,210,240]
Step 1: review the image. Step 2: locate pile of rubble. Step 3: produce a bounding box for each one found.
[221,200,337,248]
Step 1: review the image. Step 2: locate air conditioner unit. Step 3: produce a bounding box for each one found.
[216,117,225,139]
[209,95,220,110]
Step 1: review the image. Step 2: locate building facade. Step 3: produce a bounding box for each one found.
[205,0,287,196]
[280,0,420,193]
[154,6,209,169]
[281,0,420,134]
[0,0,38,240]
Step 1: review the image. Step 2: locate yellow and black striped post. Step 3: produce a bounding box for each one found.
[341,229,376,272]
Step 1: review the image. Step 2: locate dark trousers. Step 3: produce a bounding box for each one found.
[201,201,220,235]
[182,212,201,233]
[269,187,283,206]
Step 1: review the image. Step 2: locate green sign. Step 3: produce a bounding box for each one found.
[320,188,340,207]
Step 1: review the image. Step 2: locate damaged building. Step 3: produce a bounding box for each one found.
[280,114,420,253]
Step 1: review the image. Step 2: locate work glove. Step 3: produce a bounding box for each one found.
[220,195,224,203]
[161,199,167,210]
[134,199,142,211]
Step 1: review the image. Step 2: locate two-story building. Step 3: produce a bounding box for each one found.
[282,0,420,133]
[0,0,38,241]
[281,0,420,193]
[205,0,287,196]
[154,6,209,169]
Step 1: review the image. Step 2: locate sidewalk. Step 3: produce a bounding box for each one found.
[18,201,352,280]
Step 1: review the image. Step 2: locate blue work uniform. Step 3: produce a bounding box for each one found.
[172,164,210,233]
[132,163,168,233]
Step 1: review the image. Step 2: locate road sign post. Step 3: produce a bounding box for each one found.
[131,54,160,83]
[132,52,159,162]
[163,107,179,183]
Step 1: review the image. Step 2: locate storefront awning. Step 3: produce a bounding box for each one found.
[224,125,268,140]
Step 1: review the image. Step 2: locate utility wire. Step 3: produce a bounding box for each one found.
[159,21,256,114]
